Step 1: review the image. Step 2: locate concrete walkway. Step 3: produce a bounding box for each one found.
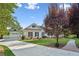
[1,41,79,56]
[62,39,79,52]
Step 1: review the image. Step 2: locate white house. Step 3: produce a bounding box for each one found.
[24,23,46,38]
[24,23,64,39]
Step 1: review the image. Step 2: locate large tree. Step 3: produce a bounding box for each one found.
[0,3,19,39]
[68,3,79,38]
[44,4,68,47]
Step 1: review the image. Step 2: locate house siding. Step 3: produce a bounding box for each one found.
[24,29,44,38]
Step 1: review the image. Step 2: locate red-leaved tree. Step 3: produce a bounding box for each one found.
[44,4,68,47]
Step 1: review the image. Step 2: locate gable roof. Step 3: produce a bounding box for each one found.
[24,23,43,30]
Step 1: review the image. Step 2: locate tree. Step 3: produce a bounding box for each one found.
[10,17,22,31]
[0,3,18,39]
[62,9,70,38]
[44,4,67,47]
[44,4,58,38]
[68,3,79,38]
[44,15,54,38]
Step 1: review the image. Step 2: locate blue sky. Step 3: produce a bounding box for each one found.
[13,3,49,28]
[13,3,70,28]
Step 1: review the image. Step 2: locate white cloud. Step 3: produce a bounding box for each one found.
[25,3,40,10]
[16,3,22,7]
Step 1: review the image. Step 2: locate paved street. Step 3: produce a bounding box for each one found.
[1,40,79,56]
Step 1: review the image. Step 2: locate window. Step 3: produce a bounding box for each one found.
[32,24,36,28]
[28,32,33,37]
[42,32,45,36]
[35,32,39,37]
[32,25,36,28]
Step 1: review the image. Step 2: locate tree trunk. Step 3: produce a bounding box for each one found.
[77,34,79,38]
[55,35,59,48]
[57,36,58,44]
[0,35,3,39]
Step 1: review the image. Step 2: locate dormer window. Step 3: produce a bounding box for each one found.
[32,25,36,28]
[32,24,36,28]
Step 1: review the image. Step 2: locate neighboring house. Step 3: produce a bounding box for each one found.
[4,27,21,39]
[24,23,46,38]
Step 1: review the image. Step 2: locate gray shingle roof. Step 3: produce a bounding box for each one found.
[24,23,43,30]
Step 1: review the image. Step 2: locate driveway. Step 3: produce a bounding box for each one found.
[1,40,79,56]
[3,34,21,42]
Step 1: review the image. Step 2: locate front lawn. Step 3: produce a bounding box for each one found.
[21,38,69,48]
[0,45,15,56]
[20,34,79,48]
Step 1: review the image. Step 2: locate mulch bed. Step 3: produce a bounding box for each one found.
[76,45,79,48]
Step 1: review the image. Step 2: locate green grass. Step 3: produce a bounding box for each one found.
[67,35,76,39]
[21,38,69,47]
[58,38,69,45]
[74,38,79,48]
[0,45,15,56]
[22,39,55,45]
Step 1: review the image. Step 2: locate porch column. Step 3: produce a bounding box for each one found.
[33,32,35,38]
[39,32,42,38]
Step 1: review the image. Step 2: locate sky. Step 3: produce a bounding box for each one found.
[13,3,70,29]
[13,3,49,28]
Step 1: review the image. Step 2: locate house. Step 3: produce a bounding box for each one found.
[24,23,64,39]
[24,23,46,38]
[5,27,21,39]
